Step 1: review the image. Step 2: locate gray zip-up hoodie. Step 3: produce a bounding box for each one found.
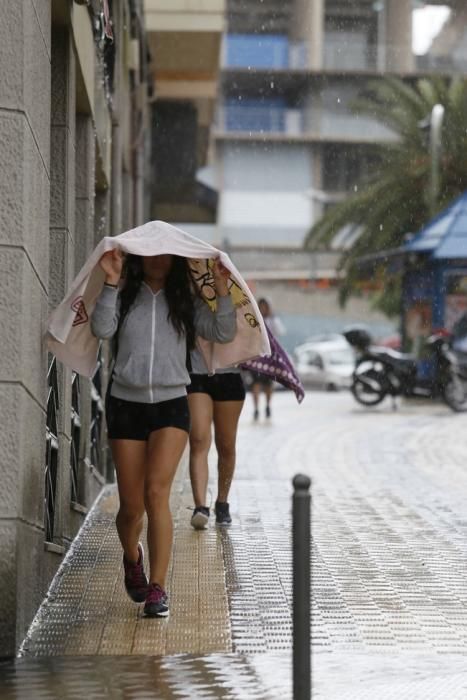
[91,283,236,403]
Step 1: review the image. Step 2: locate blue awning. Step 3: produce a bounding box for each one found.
[404,192,467,259]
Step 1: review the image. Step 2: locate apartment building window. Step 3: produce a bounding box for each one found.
[323,144,379,192]
[324,9,378,71]
[45,356,60,542]
[153,101,197,203]
[90,350,105,477]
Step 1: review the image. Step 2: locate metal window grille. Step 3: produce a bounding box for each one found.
[45,356,60,542]
[90,350,105,476]
[70,372,81,503]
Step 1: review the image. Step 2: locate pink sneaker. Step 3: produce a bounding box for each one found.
[123,543,148,603]
[144,583,169,617]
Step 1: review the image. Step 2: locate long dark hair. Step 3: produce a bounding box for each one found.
[113,254,196,358]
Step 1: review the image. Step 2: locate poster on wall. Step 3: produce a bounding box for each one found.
[445,295,467,332]
[445,273,467,332]
[405,301,432,356]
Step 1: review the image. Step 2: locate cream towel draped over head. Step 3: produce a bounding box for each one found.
[45,221,270,377]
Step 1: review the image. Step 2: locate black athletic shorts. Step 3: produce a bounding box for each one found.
[187,373,246,402]
[106,394,191,440]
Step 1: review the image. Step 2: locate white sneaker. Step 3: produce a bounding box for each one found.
[191,506,210,530]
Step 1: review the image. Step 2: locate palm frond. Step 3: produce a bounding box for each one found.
[306,75,467,314]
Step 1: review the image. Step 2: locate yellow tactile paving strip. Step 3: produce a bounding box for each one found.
[20,458,232,657]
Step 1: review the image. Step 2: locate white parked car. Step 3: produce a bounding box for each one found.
[294,340,355,391]
[301,332,348,345]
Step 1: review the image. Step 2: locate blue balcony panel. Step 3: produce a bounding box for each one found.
[225,34,289,69]
[224,99,287,133]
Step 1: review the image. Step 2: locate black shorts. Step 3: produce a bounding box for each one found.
[187,373,246,402]
[106,394,191,440]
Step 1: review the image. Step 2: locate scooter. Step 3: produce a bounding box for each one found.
[343,329,467,412]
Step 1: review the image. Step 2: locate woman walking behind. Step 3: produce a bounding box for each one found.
[91,250,235,617]
[187,358,245,530]
[251,298,285,421]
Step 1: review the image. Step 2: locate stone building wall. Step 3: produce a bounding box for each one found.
[0,0,150,657]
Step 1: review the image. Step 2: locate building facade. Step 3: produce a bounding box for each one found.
[144,0,225,224]
[421,0,467,74]
[212,0,464,283]
[0,0,150,657]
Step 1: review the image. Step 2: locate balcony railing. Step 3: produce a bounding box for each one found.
[318,111,396,142]
[216,105,396,142]
[223,34,307,70]
[416,52,467,75]
[324,40,378,72]
[223,33,467,76]
[224,34,288,69]
[221,104,301,134]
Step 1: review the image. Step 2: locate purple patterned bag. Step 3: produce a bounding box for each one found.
[241,325,305,404]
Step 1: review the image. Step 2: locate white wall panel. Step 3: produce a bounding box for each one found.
[219,190,312,228]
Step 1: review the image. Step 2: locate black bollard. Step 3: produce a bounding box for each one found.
[293,474,311,700]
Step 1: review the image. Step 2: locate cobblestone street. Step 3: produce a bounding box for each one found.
[2,391,467,698]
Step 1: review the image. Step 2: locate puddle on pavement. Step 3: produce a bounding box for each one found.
[0,653,291,700]
[3,647,467,699]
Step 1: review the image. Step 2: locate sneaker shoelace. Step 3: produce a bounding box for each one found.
[128,564,146,588]
[124,552,146,587]
[146,583,167,605]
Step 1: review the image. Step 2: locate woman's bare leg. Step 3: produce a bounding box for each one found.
[110,439,147,563]
[252,383,261,411]
[187,393,213,507]
[213,400,244,503]
[144,427,188,586]
[265,384,274,410]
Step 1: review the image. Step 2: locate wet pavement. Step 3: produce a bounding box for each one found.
[15,481,230,657]
[2,392,467,698]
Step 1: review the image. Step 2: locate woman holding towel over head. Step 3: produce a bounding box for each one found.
[90,249,236,618]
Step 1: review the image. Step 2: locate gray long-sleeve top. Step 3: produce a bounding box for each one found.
[91,283,236,403]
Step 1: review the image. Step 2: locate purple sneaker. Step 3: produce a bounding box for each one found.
[144,583,169,618]
[123,543,148,603]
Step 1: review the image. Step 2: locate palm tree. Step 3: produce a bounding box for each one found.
[305,76,467,314]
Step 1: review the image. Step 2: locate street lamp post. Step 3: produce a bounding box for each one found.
[418,103,445,217]
[429,103,445,217]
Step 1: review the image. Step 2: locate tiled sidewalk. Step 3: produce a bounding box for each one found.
[20,464,231,657]
[4,392,467,699]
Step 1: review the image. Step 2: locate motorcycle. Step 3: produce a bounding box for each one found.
[343,329,467,412]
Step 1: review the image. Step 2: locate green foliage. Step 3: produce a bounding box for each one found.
[306,77,467,313]
[369,276,403,318]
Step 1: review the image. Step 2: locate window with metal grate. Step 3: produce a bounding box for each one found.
[45,356,60,542]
